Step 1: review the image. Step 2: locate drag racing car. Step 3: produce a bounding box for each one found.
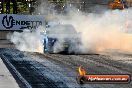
[43,23,81,54]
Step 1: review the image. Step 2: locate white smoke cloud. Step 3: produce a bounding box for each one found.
[60,8,132,53]
[7,26,44,53]
[7,1,132,54]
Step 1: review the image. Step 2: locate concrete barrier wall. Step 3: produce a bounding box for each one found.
[0,31,13,39]
[0,31,14,48]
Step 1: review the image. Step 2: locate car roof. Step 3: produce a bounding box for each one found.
[47,24,77,34]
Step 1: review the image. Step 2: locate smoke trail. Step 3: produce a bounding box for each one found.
[8,1,132,54]
[58,8,132,53]
[7,27,44,53]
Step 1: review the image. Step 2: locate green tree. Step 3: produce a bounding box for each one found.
[5,0,17,14]
[17,2,28,13]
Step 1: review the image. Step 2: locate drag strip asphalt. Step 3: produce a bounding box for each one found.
[0,48,132,88]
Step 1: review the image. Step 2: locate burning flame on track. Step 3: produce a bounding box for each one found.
[78,66,86,76]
